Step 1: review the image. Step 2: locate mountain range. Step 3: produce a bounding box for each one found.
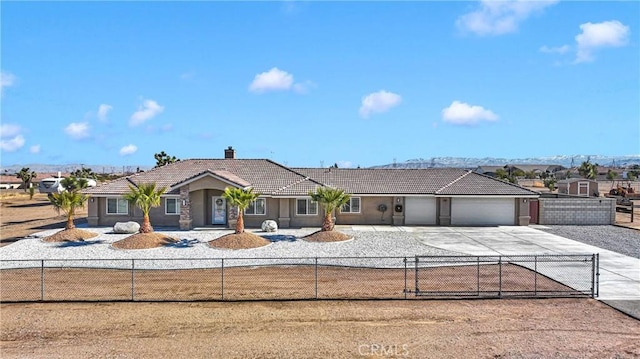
[369,155,640,169]
[2,155,640,174]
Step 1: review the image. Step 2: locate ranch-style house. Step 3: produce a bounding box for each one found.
[84,147,539,230]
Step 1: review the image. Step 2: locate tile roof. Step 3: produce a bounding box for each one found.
[436,172,539,196]
[84,159,311,196]
[295,168,470,194]
[84,159,539,197]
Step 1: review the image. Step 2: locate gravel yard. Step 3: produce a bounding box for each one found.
[539,225,640,259]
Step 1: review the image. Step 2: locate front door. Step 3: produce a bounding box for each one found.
[212,196,226,225]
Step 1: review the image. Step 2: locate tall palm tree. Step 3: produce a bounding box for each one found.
[309,187,351,232]
[49,190,89,230]
[123,183,167,233]
[223,187,260,234]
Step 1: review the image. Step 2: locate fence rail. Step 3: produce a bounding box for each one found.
[0,254,598,302]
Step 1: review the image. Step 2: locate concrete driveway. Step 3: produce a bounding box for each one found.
[347,225,640,300]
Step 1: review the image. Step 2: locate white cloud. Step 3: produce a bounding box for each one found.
[130,99,164,126]
[292,80,317,94]
[0,123,21,138]
[64,122,90,139]
[457,0,558,36]
[119,144,138,156]
[359,90,402,118]
[97,104,113,122]
[336,161,353,168]
[249,67,294,93]
[575,20,630,63]
[441,101,498,125]
[29,145,41,154]
[1,71,17,96]
[539,45,570,54]
[0,135,25,152]
[0,124,25,151]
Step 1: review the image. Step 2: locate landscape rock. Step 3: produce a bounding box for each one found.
[261,220,278,233]
[113,221,140,234]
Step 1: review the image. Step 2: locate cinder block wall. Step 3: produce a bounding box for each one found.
[538,198,615,225]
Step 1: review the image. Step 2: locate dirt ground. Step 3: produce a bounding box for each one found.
[1,191,640,358]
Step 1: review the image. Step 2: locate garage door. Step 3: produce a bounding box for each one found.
[451,198,515,226]
[404,197,437,225]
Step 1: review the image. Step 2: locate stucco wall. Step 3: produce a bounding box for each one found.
[335,196,393,226]
[538,198,615,225]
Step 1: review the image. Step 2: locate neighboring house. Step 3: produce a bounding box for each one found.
[0,175,24,189]
[557,179,599,197]
[1,172,76,190]
[84,147,540,229]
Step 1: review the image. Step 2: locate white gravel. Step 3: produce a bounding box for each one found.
[0,226,462,269]
[538,225,640,259]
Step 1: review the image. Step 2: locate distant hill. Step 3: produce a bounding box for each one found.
[369,155,640,169]
[0,163,153,175]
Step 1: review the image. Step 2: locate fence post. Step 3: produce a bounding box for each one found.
[534,256,538,296]
[591,254,598,298]
[221,258,225,301]
[596,253,600,297]
[403,257,407,299]
[131,259,135,301]
[498,256,502,297]
[40,260,44,301]
[414,256,419,294]
[314,257,318,300]
[476,256,480,295]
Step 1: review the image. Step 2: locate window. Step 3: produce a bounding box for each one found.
[165,198,181,215]
[296,198,318,215]
[341,197,361,213]
[107,198,128,215]
[245,198,266,215]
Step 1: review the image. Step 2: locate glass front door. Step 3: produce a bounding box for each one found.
[212,196,226,225]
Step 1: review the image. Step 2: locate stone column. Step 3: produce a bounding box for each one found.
[179,185,193,230]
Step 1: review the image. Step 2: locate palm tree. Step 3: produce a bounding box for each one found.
[123,183,167,233]
[309,187,351,232]
[223,187,261,234]
[49,189,88,230]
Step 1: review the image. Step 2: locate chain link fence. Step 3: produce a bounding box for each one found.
[0,254,598,302]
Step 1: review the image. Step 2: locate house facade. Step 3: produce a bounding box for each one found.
[84,148,540,229]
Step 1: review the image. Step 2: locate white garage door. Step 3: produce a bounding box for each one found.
[404,197,437,225]
[451,198,515,226]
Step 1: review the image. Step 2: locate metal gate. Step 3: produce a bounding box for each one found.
[411,255,598,298]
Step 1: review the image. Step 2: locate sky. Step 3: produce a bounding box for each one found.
[1,1,639,169]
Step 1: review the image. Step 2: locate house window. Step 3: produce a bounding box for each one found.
[578,182,589,196]
[296,198,318,215]
[165,198,181,215]
[245,198,266,215]
[341,197,361,213]
[107,198,128,215]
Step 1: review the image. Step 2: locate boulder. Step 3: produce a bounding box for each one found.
[113,221,140,234]
[261,220,278,233]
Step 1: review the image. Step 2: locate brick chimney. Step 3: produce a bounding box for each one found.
[224,146,236,159]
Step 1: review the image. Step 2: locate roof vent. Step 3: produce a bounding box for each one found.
[224,146,236,159]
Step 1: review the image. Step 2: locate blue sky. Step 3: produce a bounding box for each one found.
[1,1,638,169]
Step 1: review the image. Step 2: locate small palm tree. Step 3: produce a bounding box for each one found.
[49,190,89,230]
[123,183,167,233]
[223,187,261,234]
[309,187,351,232]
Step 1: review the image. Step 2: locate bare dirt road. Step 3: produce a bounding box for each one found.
[1,191,639,358]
